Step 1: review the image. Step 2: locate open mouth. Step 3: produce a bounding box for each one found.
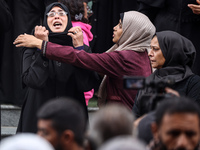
[53,22,62,28]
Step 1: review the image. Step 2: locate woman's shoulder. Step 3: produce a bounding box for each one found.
[116,50,149,58]
[187,74,200,84]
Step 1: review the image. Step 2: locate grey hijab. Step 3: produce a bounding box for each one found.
[107,11,156,53]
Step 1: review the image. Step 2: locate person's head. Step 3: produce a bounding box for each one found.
[87,104,135,149]
[112,11,155,52]
[97,136,146,150]
[149,31,196,69]
[152,96,200,150]
[58,0,88,23]
[37,97,87,150]
[0,133,54,150]
[44,2,72,33]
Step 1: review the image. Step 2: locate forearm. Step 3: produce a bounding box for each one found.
[42,42,123,77]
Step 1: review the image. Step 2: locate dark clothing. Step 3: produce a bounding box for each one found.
[44,42,152,110]
[133,74,200,118]
[17,2,96,133]
[133,31,200,118]
[137,0,200,76]
[17,47,92,133]
[138,111,155,144]
[0,0,13,103]
[1,0,57,105]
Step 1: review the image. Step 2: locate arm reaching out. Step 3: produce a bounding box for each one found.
[13,34,43,49]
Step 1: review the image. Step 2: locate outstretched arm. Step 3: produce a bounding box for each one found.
[14,26,84,49]
[14,34,43,49]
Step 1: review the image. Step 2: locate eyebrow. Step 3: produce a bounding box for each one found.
[50,8,64,12]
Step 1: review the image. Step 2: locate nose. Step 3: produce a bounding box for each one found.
[54,12,60,18]
[175,134,189,150]
[148,49,153,57]
[113,24,117,31]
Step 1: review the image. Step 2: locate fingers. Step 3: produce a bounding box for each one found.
[68,26,82,34]
[165,87,180,97]
[188,4,200,14]
[34,25,49,41]
[13,34,24,45]
[35,25,47,32]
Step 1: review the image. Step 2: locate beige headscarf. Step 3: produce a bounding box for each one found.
[107,11,156,53]
[97,11,156,107]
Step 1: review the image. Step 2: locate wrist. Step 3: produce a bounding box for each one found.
[75,45,84,50]
[36,39,43,50]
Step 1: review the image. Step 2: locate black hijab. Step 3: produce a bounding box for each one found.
[43,2,74,82]
[150,31,196,83]
[43,2,73,46]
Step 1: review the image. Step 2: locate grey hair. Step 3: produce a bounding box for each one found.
[87,104,136,148]
[97,135,146,150]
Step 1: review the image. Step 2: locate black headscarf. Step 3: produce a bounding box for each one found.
[43,2,74,81]
[150,31,196,83]
[43,2,73,46]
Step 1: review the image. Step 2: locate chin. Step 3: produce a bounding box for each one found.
[50,27,65,33]
[112,39,117,43]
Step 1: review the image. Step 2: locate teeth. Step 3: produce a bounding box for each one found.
[54,22,61,26]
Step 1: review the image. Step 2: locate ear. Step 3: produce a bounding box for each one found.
[151,122,159,141]
[61,130,75,144]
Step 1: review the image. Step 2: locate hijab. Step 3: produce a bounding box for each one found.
[43,2,74,82]
[107,11,156,53]
[149,31,196,83]
[97,11,155,106]
[43,2,73,46]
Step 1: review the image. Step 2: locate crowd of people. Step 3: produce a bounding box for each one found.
[1,0,200,150]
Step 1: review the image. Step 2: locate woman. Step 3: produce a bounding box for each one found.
[14,11,156,110]
[58,0,94,106]
[133,31,200,118]
[17,2,95,133]
[137,0,200,76]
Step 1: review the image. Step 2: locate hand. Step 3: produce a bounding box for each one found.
[34,25,49,41]
[67,26,84,47]
[13,33,43,49]
[188,0,200,15]
[165,87,180,97]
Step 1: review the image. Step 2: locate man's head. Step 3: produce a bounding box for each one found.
[87,104,135,149]
[37,97,87,150]
[0,133,54,150]
[151,97,200,150]
[98,136,146,150]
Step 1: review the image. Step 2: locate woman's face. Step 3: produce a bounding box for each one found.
[112,19,123,43]
[149,36,166,69]
[47,6,68,32]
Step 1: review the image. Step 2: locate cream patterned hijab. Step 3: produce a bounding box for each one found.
[106,11,155,53]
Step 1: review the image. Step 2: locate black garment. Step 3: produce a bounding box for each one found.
[1,0,57,105]
[138,111,155,144]
[137,0,200,76]
[133,74,200,118]
[137,75,200,144]
[17,2,96,133]
[132,31,200,118]
[90,0,138,53]
[0,0,13,103]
